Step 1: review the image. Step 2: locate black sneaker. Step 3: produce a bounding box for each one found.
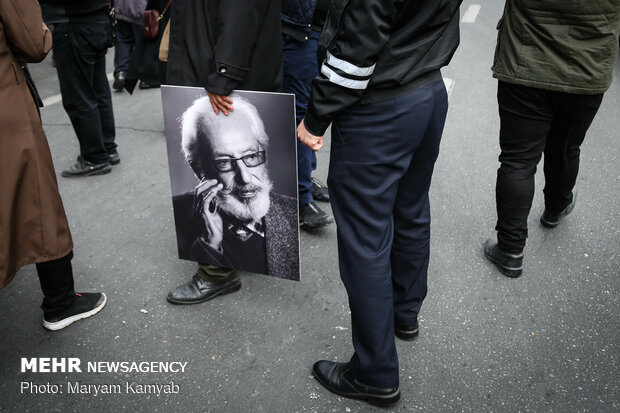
[541,189,577,228]
[107,149,120,165]
[484,236,523,278]
[395,319,419,341]
[61,156,111,178]
[43,293,107,331]
[312,177,330,202]
[299,202,333,228]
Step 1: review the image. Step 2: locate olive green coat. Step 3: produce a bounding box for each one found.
[492,0,620,94]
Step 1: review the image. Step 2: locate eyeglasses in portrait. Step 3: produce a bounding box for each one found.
[162,87,300,281]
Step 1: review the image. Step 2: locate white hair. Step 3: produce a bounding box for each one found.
[180,93,269,177]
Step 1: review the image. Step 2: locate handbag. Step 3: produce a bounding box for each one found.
[142,0,173,39]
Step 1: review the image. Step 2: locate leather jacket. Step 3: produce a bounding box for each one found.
[304,0,462,136]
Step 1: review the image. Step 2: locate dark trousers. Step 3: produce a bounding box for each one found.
[114,20,141,74]
[328,79,448,388]
[36,252,75,318]
[282,31,320,206]
[53,22,116,164]
[495,81,603,253]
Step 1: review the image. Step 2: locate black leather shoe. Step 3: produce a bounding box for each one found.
[167,274,241,305]
[312,177,330,202]
[107,149,120,165]
[312,360,400,407]
[541,189,577,228]
[299,202,333,228]
[139,81,160,90]
[395,319,419,341]
[61,156,111,178]
[112,71,126,91]
[484,236,523,278]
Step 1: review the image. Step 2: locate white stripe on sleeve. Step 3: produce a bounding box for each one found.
[325,51,376,77]
[320,65,370,89]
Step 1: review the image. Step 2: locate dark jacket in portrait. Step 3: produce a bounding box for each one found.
[172,191,300,280]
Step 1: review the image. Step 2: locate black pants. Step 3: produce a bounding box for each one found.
[495,81,603,253]
[329,79,448,388]
[36,252,75,318]
[53,22,116,164]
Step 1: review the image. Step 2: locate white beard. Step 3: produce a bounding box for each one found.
[216,179,273,223]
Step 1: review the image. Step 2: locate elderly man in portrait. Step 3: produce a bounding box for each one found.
[167,95,299,304]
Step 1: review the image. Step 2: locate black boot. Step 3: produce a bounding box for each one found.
[484,236,523,277]
[541,189,577,228]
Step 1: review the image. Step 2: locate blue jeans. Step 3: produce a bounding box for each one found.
[282,30,320,206]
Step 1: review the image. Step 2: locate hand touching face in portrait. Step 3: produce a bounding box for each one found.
[183,94,274,253]
[193,179,224,251]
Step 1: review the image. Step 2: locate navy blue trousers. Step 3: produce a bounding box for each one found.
[114,20,141,74]
[282,31,320,206]
[328,79,448,388]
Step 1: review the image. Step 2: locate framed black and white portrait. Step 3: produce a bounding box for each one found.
[162,86,300,281]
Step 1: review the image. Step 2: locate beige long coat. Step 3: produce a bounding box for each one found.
[0,0,72,288]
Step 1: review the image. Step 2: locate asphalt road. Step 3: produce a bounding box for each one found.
[1,2,618,412]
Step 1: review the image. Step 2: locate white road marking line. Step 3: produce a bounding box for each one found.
[42,94,62,107]
[42,72,115,108]
[462,4,481,23]
[444,77,454,97]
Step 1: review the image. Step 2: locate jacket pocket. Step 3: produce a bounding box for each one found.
[331,118,351,144]
[491,17,505,69]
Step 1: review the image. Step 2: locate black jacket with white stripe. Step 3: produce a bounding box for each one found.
[304,0,462,136]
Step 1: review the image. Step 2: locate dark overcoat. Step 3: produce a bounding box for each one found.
[0,0,72,288]
[166,0,282,94]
